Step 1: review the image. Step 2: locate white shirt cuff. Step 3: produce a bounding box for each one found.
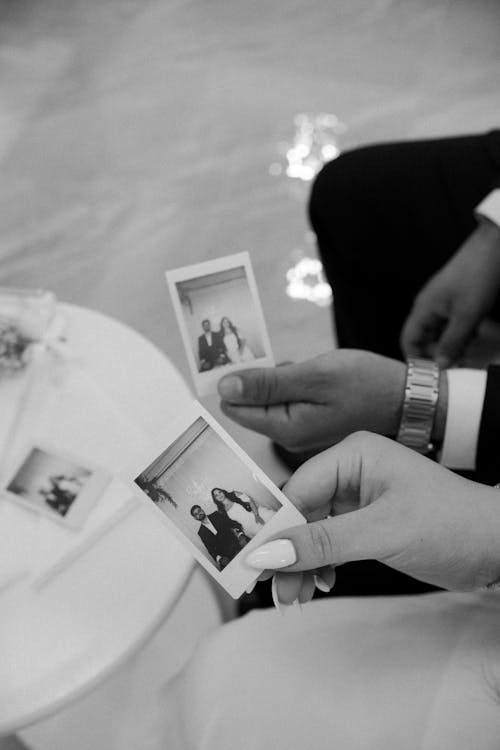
[475,189,500,228]
[439,369,487,470]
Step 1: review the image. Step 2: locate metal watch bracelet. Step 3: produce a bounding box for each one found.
[396,358,440,455]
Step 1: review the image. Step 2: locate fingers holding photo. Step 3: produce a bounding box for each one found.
[272,565,336,609]
[245,432,500,595]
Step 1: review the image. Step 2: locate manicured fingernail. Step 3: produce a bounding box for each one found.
[245,581,257,595]
[271,576,285,616]
[218,376,243,399]
[246,539,297,570]
[313,574,332,593]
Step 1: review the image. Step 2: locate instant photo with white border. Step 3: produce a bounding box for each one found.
[166,252,274,396]
[129,401,305,599]
[2,443,110,530]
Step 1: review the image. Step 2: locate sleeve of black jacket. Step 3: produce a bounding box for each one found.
[485,130,500,189]
[476,364,500,484]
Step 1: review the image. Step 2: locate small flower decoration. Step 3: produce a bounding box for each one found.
[0,318,35,374]
[0,289,57,376]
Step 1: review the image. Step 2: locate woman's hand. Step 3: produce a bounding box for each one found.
[400,220,500,367]
[245,432,500,605]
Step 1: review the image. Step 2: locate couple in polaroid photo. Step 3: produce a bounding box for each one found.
[191,484,275,571]
[197,316,254,372]
[198,316,255,372]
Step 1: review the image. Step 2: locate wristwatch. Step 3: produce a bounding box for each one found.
[396,358,440,454]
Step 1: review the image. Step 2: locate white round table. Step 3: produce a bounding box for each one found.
[0,304,215,737]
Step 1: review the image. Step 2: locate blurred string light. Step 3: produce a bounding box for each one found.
[270,112,347,182]
[286,256,332,307]
[270,113,344,307]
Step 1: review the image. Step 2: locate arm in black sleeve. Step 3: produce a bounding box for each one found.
[476,364,500,484]
[485,130,500,185]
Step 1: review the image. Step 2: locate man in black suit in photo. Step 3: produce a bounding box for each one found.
[190,504,247,570]
[198,319,228,372]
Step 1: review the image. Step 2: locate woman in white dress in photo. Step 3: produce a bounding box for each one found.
[211,486,275,539]
[219,317,254,364]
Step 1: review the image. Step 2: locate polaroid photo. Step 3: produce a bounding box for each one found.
[166,252,274,396]
[130,401,305,599]
[2,444,110,530]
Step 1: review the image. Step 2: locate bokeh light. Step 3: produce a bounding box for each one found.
[285,256,333,307]
[273,112,346,183]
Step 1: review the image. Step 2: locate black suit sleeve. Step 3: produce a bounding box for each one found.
[476,365,500,484]
[212,512,242,534]
[474,134,500,482]
[198,335,206,363]
[227,517,243,532]
[485,130,500,182]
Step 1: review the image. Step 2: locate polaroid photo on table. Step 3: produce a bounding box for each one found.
[166,252,274,396]
[2,444,110,530]
[130,401,305,599]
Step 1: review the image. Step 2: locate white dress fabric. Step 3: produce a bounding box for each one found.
[153,591,500,750]
[223,332,254,363]
[226,496,275,538]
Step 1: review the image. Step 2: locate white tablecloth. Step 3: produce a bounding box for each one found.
[0,304,198,734]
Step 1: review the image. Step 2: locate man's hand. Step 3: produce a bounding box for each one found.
[218,350,407,454]
[245,433,500,604]
[400,220,500,368]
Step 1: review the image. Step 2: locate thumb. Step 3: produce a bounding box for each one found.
[435,313,476,368]
[245,505,390,572]
[217,363,307,405]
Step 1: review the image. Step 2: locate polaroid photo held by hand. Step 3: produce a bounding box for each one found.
[130,401,305,599]
[2,444,110,530]
[166,252,274,396]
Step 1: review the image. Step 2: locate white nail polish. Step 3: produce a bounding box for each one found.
[245,581,257,595]
[246,539,297,570]
[271,576,285,616]
[313,574,331,594]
